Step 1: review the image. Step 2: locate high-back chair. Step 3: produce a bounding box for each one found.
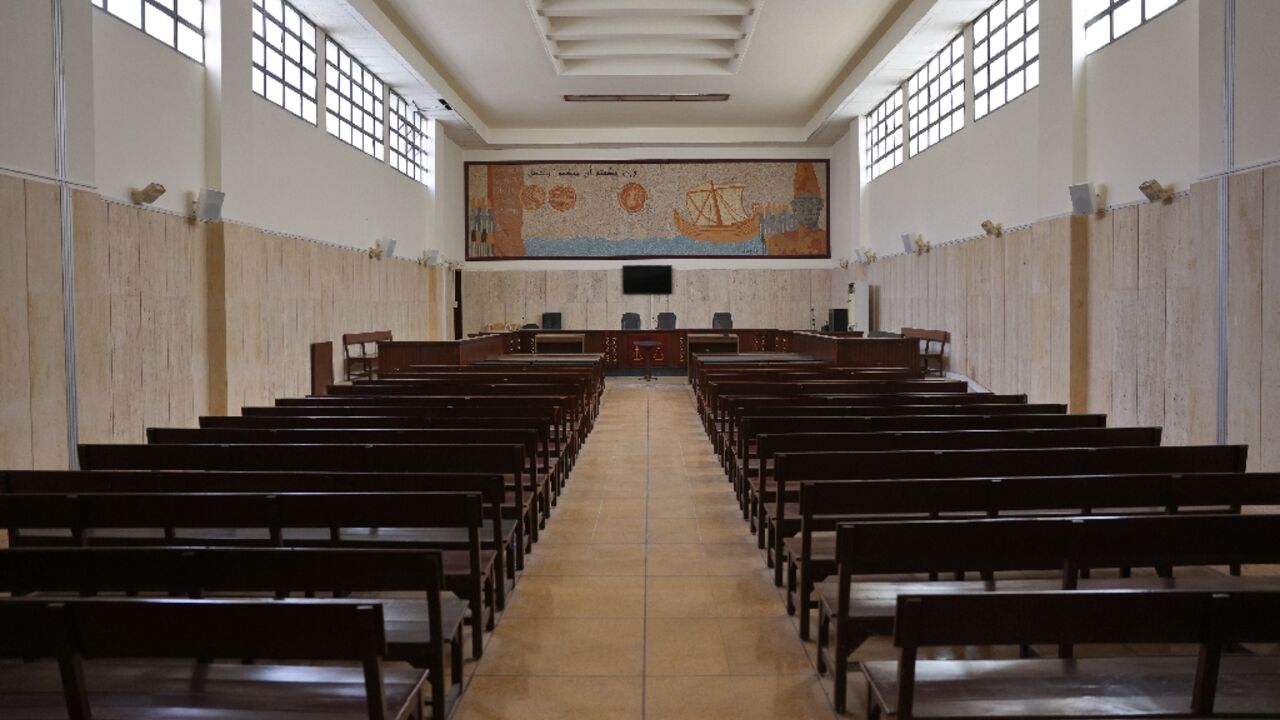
[621,312,642,330]
[711,312,733,330]
[541,312,562,330]
[656,312,677,330]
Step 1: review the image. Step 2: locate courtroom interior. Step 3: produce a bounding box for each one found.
[3,1,1280,718]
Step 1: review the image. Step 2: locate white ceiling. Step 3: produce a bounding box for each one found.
[377,0,901,139]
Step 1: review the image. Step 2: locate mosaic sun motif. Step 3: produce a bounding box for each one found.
[465,160,830,260]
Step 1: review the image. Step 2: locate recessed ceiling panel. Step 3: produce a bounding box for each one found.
[526,0,766,76]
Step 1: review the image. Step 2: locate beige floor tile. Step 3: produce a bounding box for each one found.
[476,618,645,676]
[646,617,814,676]
[645,675,836,720]
[646,517,701,543]
[452,676,642,720]
[503,575,645,618]
[591,517,648,544]
[522,544,646,577]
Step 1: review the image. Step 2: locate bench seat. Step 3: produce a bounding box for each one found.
[816,575,1280,645]
[862,655,1280,719]
[0,659,427,719]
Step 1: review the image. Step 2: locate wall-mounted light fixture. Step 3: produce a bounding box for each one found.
[1069,182,1104,216]
[1139,179,1174,204]
[981,220,1003,237]
[854,247,877,264]
[369,238,397,260]
[193,188,225,222]
[130,182,166,205]
[901,233,930,255]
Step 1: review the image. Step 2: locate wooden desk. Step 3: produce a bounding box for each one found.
[508,329,793,370]
[533,333,586,354]
[687,333,739,355]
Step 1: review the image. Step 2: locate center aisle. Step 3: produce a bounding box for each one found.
[450,378,840,720]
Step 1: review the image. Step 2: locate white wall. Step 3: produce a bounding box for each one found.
[859,0,1218,255]
[1234,0,1280,169]
[865,91,1041,256]
[1084,0,1200,206]
[0,0,56,180]
[238,95,431,256]
[459,144,837,272]
[92,11,206,215]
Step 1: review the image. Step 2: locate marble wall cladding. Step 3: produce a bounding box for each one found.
[461,268,842,333]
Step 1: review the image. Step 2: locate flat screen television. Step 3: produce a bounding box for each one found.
[622,265,673,295]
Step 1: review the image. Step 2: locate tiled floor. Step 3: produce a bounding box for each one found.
[449,378,842,720]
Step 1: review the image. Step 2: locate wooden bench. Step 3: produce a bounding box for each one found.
[195,416,564,488]
[0,597,427,719]
[864,589,1280,719]
[344,330,393,381]
[769,445,1248,592]
[145,426,556,530]
[818,512,1280,711]
[788,471,1280,640]
[0,546,461,717]
[2,468,520,607]
[732,411,1109,498]
[266,397,579,459]
[81,440,542,559]
[1,490,494,660]
[236,404,573,467]
[754,427,1164,569]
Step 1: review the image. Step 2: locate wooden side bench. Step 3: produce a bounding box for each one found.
[0,597,427,720]
[864,590,1280,719]
[0,546,461,718]
[0,491,493,661]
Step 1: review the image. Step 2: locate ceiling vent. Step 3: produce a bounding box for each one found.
[563,93,730,102]
[526,0,766,76]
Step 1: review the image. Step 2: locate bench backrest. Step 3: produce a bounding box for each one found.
[836,513,1280,578]
[800,472,1280,520]
[776,445,1248,482]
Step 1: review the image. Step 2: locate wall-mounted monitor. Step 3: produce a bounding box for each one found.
[622,265,672,295]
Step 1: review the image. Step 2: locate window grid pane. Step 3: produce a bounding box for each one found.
[865,88,904,181]
[1083,0,1187,55]
[325,38,386,160]
[907,34,965,157]
[973,0,1038,121]
[92,0,204,63]
[389,92,429,185]
[252,0,317,124]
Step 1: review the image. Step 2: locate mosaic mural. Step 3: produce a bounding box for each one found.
[465,160,830,260]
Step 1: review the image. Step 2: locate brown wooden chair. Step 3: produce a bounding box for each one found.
[902,328,949,375]
[343,331,392,381]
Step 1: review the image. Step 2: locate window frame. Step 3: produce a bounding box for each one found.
[866,88,905,181]
[324,37,387,160]
[388,92,430,184]
[907,34,966,157]
[251,0,318,124]
[972,0,1040,121]
[1083,0,1186,55]
[91,0,205,63]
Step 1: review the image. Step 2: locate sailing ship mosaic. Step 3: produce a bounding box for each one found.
[465,160,830,259]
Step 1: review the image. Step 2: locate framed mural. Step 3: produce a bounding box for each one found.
[465,159,830,260]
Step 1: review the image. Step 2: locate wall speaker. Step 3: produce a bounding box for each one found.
[195,188,225,222]
[1069,183,1101,216]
